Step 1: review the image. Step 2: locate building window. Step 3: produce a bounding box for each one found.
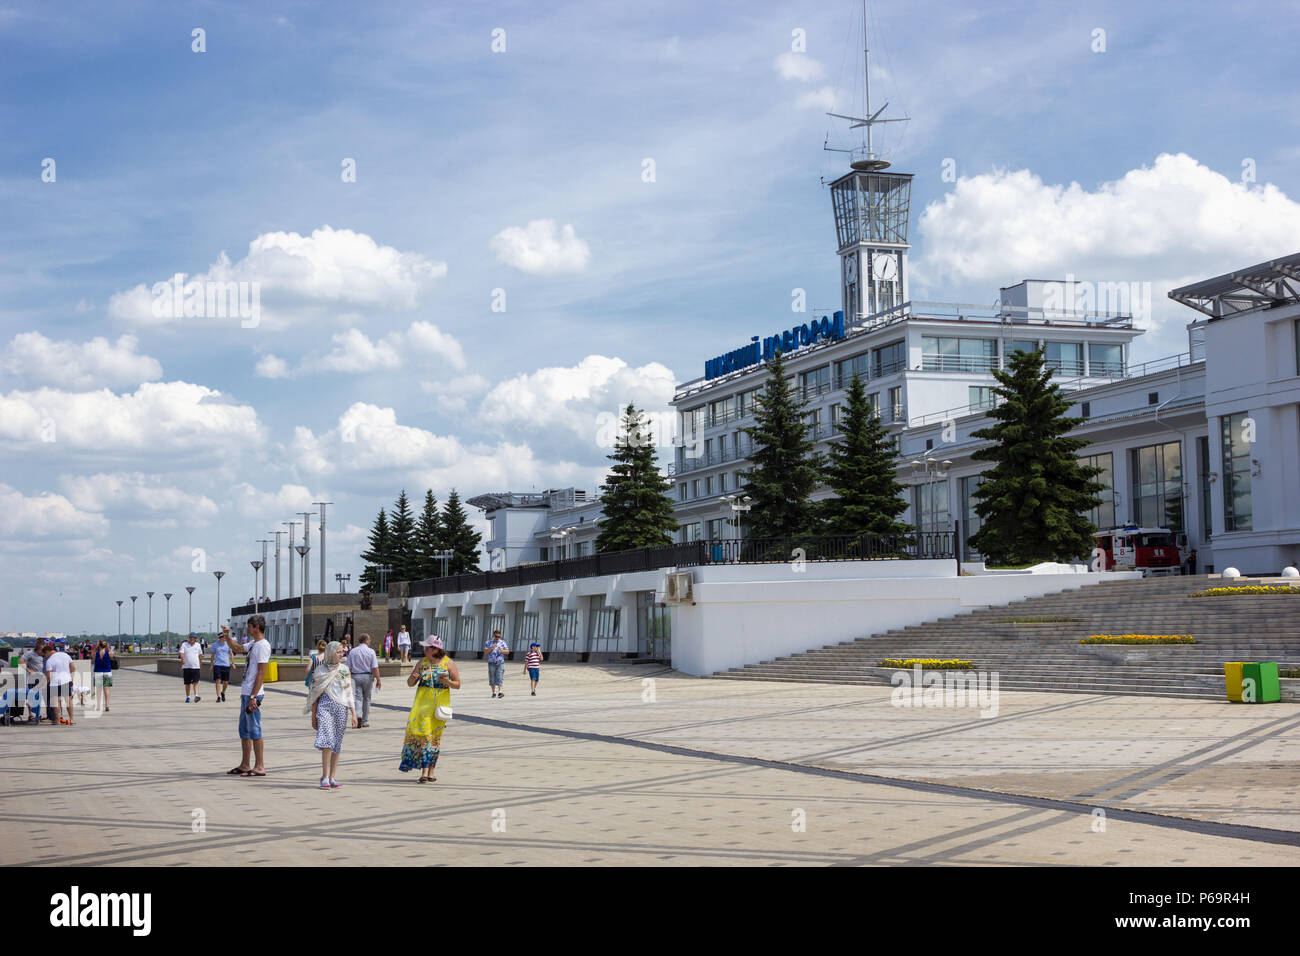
[706,518,725,539]
[868,392,881,418]
[802,408,821,437]
[1130,441,1183,531]
[1005,339,1038,361]
[913,479,951,533]
[1089,343,1123,376]
[921,336,997,372]
[834,352,870,388]
[800,365,831,398]
[872,340,906,377]
[710,396,735,426]
[684,522,703,542]
[678,483,687,501]
[703,476,712,496]
[691,479,699,499]
[1080,401,1091,419]
[925,438,933,450]
[1044,342,1084,376]
[1080,453,1115,530]
[684,406,705,443]
[969,386,996,410]
[718,472,728,492]
[1148,392,1159,405]
[1221,413,1253,531]
[960,474,986,560]
[703,438,713,461]
[889,386,904,422]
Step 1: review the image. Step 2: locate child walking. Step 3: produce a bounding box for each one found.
[524,642,542,696]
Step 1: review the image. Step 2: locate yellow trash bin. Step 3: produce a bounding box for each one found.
[264,660,279,684]
[1224,662,1245,702]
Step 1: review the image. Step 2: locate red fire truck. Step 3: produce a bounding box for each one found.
[1093,526,1189,576]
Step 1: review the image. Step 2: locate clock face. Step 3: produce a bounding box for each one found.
[845,255,857,283]
[873,253,898,281]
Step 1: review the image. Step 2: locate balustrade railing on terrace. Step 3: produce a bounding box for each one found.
[405,532,955,597]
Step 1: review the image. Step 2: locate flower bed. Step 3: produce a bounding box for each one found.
[1080,634,1196,645]
[878,658,975,670]
[1192,586,1300,597]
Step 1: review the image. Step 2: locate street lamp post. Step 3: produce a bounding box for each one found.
[164,593,173,643]
[295,543,310,663]
[251,561,264,613]
[549,527,572,561]
[130,596,137,644]
[909,455,953,556]
[116,600,123,647]
[272,530,284,600]
[314,501,333,597]
[335,572,351,593]
[375,566,393,593]
[284,520,298,598]
[146,591,154,641]
[298,512,314,595]
[185,586,196,638]
[212,571,225,634]
[719,494,753,558]
[257,539,272,600]
[434,551,454,577]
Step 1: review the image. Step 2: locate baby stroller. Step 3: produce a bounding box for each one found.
[1,674,28,727]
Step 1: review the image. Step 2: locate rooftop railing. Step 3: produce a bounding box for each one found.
[406,532,955,597]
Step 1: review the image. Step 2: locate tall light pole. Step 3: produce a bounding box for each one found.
[272,530,284,600]
[296,543,310,663]
[146,591,154,640]
[130,595,137,641]
[116,600,123,646]
[164,593,173,642]
[376,566,393,593]
[257,539,272,599]
[335,572,351,593]
[314,501,333,596]
[549,527,572,561]
[212,571,225,634]
[185,586,196,637]
[720,494,753,553]
[434,551,454,577]
[251,560,264,613]
[298,511,315,595]
[284,520,298,598]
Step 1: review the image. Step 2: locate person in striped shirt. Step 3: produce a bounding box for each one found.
[523,643,542,696]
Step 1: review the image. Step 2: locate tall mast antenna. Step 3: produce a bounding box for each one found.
[825,1,909,171]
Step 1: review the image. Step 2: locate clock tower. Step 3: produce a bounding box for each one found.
[825,2,912,324]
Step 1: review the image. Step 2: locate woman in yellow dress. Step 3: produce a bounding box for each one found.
[399,636,461,783]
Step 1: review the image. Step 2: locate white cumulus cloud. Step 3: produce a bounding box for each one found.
[773,52,824,82]
[490,219,591,275]
[108,225,448,329]
[0,484,111,539]
[1,332,163,389]
[255,321,466,377]
[61,472,219,521]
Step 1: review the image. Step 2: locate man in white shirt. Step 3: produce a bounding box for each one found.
[345,633,382,728]
[42,644,76,725]
[179,633,203,703]
[220,615,271,777]
[397,624,411,663]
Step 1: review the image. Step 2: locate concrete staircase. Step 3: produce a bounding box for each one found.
[715,576,1300,699]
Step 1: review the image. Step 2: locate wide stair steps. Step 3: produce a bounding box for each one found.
[715,576,1300,699]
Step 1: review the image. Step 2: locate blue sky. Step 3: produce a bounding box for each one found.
[3,0,1299,634]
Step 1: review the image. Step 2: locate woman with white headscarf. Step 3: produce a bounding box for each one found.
[304,640,356,789]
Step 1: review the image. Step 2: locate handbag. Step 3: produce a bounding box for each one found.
[432,666,453,722]
[304,657,317,688]
[110,657,120,671]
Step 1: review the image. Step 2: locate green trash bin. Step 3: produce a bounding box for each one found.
[1242,662,1281,703]
[9,654,18,667]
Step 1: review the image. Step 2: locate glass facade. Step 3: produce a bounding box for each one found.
[800,365,831,397]
[1044,341,1084,376]
[889,386,904,422]
[1080,452,1115,529]
[969,386,996,409]
[1129,441,1183,531]
[1198,435,1212,540]
[548,606,580,652]
[1221,413,1253,531]
[834,352,870,388]
[921,336,997,372]
[913,479,951,534]
[587,596,620,653]
[1005,339,1038,360]
[1088,342,1123,376]
[872,340,906,377]
[960,474,985,560]
[636,591,671,659]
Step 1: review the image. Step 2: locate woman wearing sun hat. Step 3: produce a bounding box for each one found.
[399,636,461,783]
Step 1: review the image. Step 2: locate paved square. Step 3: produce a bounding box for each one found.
[2,662,1297,866]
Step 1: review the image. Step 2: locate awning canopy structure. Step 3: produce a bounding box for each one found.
[1168,253,1300,319]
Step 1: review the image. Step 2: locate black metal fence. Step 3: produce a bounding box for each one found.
[406,532,954,598]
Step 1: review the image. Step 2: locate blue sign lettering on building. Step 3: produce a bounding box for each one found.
[704,312,845,381]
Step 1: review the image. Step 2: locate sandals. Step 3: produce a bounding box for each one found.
[227,766,248,775]
[240,769,267,777]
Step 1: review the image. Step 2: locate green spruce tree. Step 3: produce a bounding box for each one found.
[440,489,482,574]
[388,489,418,581]
[358,508,392,592]
[413,489,445,578]
[968,347,1106,564]
[819,374,911,538]
[740,350,822,546]
[596,403,679,552]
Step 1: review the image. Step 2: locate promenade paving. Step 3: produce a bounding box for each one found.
[2,662,1297,866]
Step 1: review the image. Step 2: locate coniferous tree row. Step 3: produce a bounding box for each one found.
[358,508,391,593]
[818,373,912,539]
[967,347,1106,564]
[596,403,679,552]
[387,489,418,582]
[440,489,483,574]
[413,489,445,579]
[740,350,822,545]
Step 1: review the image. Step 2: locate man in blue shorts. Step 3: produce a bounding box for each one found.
[220,615,271,777]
